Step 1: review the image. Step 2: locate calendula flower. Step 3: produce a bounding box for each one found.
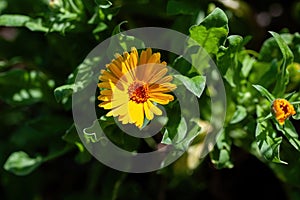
[98,47,176,128]
[272,98,296,125]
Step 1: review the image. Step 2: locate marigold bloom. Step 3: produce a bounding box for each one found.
[98,47,176,128]
[272,99,296,125]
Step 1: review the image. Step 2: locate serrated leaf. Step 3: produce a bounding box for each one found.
[252,84,275,102]
[173,75,206,98]
[3,151,43,176]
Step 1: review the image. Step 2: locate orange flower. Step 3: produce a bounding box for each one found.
[98,47,176,128]
[272,99,296,125]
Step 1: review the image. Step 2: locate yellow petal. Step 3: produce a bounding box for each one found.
[100,90,112,96]
[149,93,174,105]
[139,48,152,65]
[98,95,111,101]
[119,114,130,124]
[147,100,162,115]
[148,53,161,63]
[154,75,173,84]
[144,101,154,120]
[107,63,123,78]
[98,82,112,89]
[128,100,144,128]
[148,68,168,83]
[98,101,112,109]
[130,48,138,69]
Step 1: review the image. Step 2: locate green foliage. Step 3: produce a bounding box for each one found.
[4,151,42,176]
[1,1,300,199]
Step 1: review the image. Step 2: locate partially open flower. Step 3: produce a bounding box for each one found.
[272,98,296,125]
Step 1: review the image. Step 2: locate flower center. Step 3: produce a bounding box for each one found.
[280,103,289,115]
[128,81,149,103]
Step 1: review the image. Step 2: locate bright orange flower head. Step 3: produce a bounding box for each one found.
[98,47,176,128]
[272,99,296,125]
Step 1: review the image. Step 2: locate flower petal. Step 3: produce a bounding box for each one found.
[147,100,162,115]
[129,100,144,128]
[144,101,154,120]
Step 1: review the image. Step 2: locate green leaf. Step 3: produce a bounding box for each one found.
[276,120,300,151]
[3,151,43,176]
[173,75,206,98]
[161,129,172,145]
[25,18,48,32]
[0,14,30,27]
[0,69,52,106]
[54,56,101,106]
[258,33,293,62]
[255,122,286,164]
[210,129,233,169]
[241,55,256,77]
[252,84,275,102]
[189,8,228,55]
[269,31,294,97]
[217,35,243,75]
[62,124,84,152]
[83,118,140,151]
[162,116,187,145]
[230,105,247,124]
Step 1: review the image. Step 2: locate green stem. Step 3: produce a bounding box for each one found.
[42,145,73,162]
[244,49,259,58]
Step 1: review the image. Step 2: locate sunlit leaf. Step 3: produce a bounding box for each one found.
[0,14,30,27]
[252,84,275,102]
[255,122,286,164]
[230,105,247,124]
[4,151,43,176]
[276,120,300,151]
[189,8,228,55]
[269,31,294,97]
[173,75,206,98]
[217,35,243,75]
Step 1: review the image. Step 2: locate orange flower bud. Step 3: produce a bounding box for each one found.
[272,99,296,125]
